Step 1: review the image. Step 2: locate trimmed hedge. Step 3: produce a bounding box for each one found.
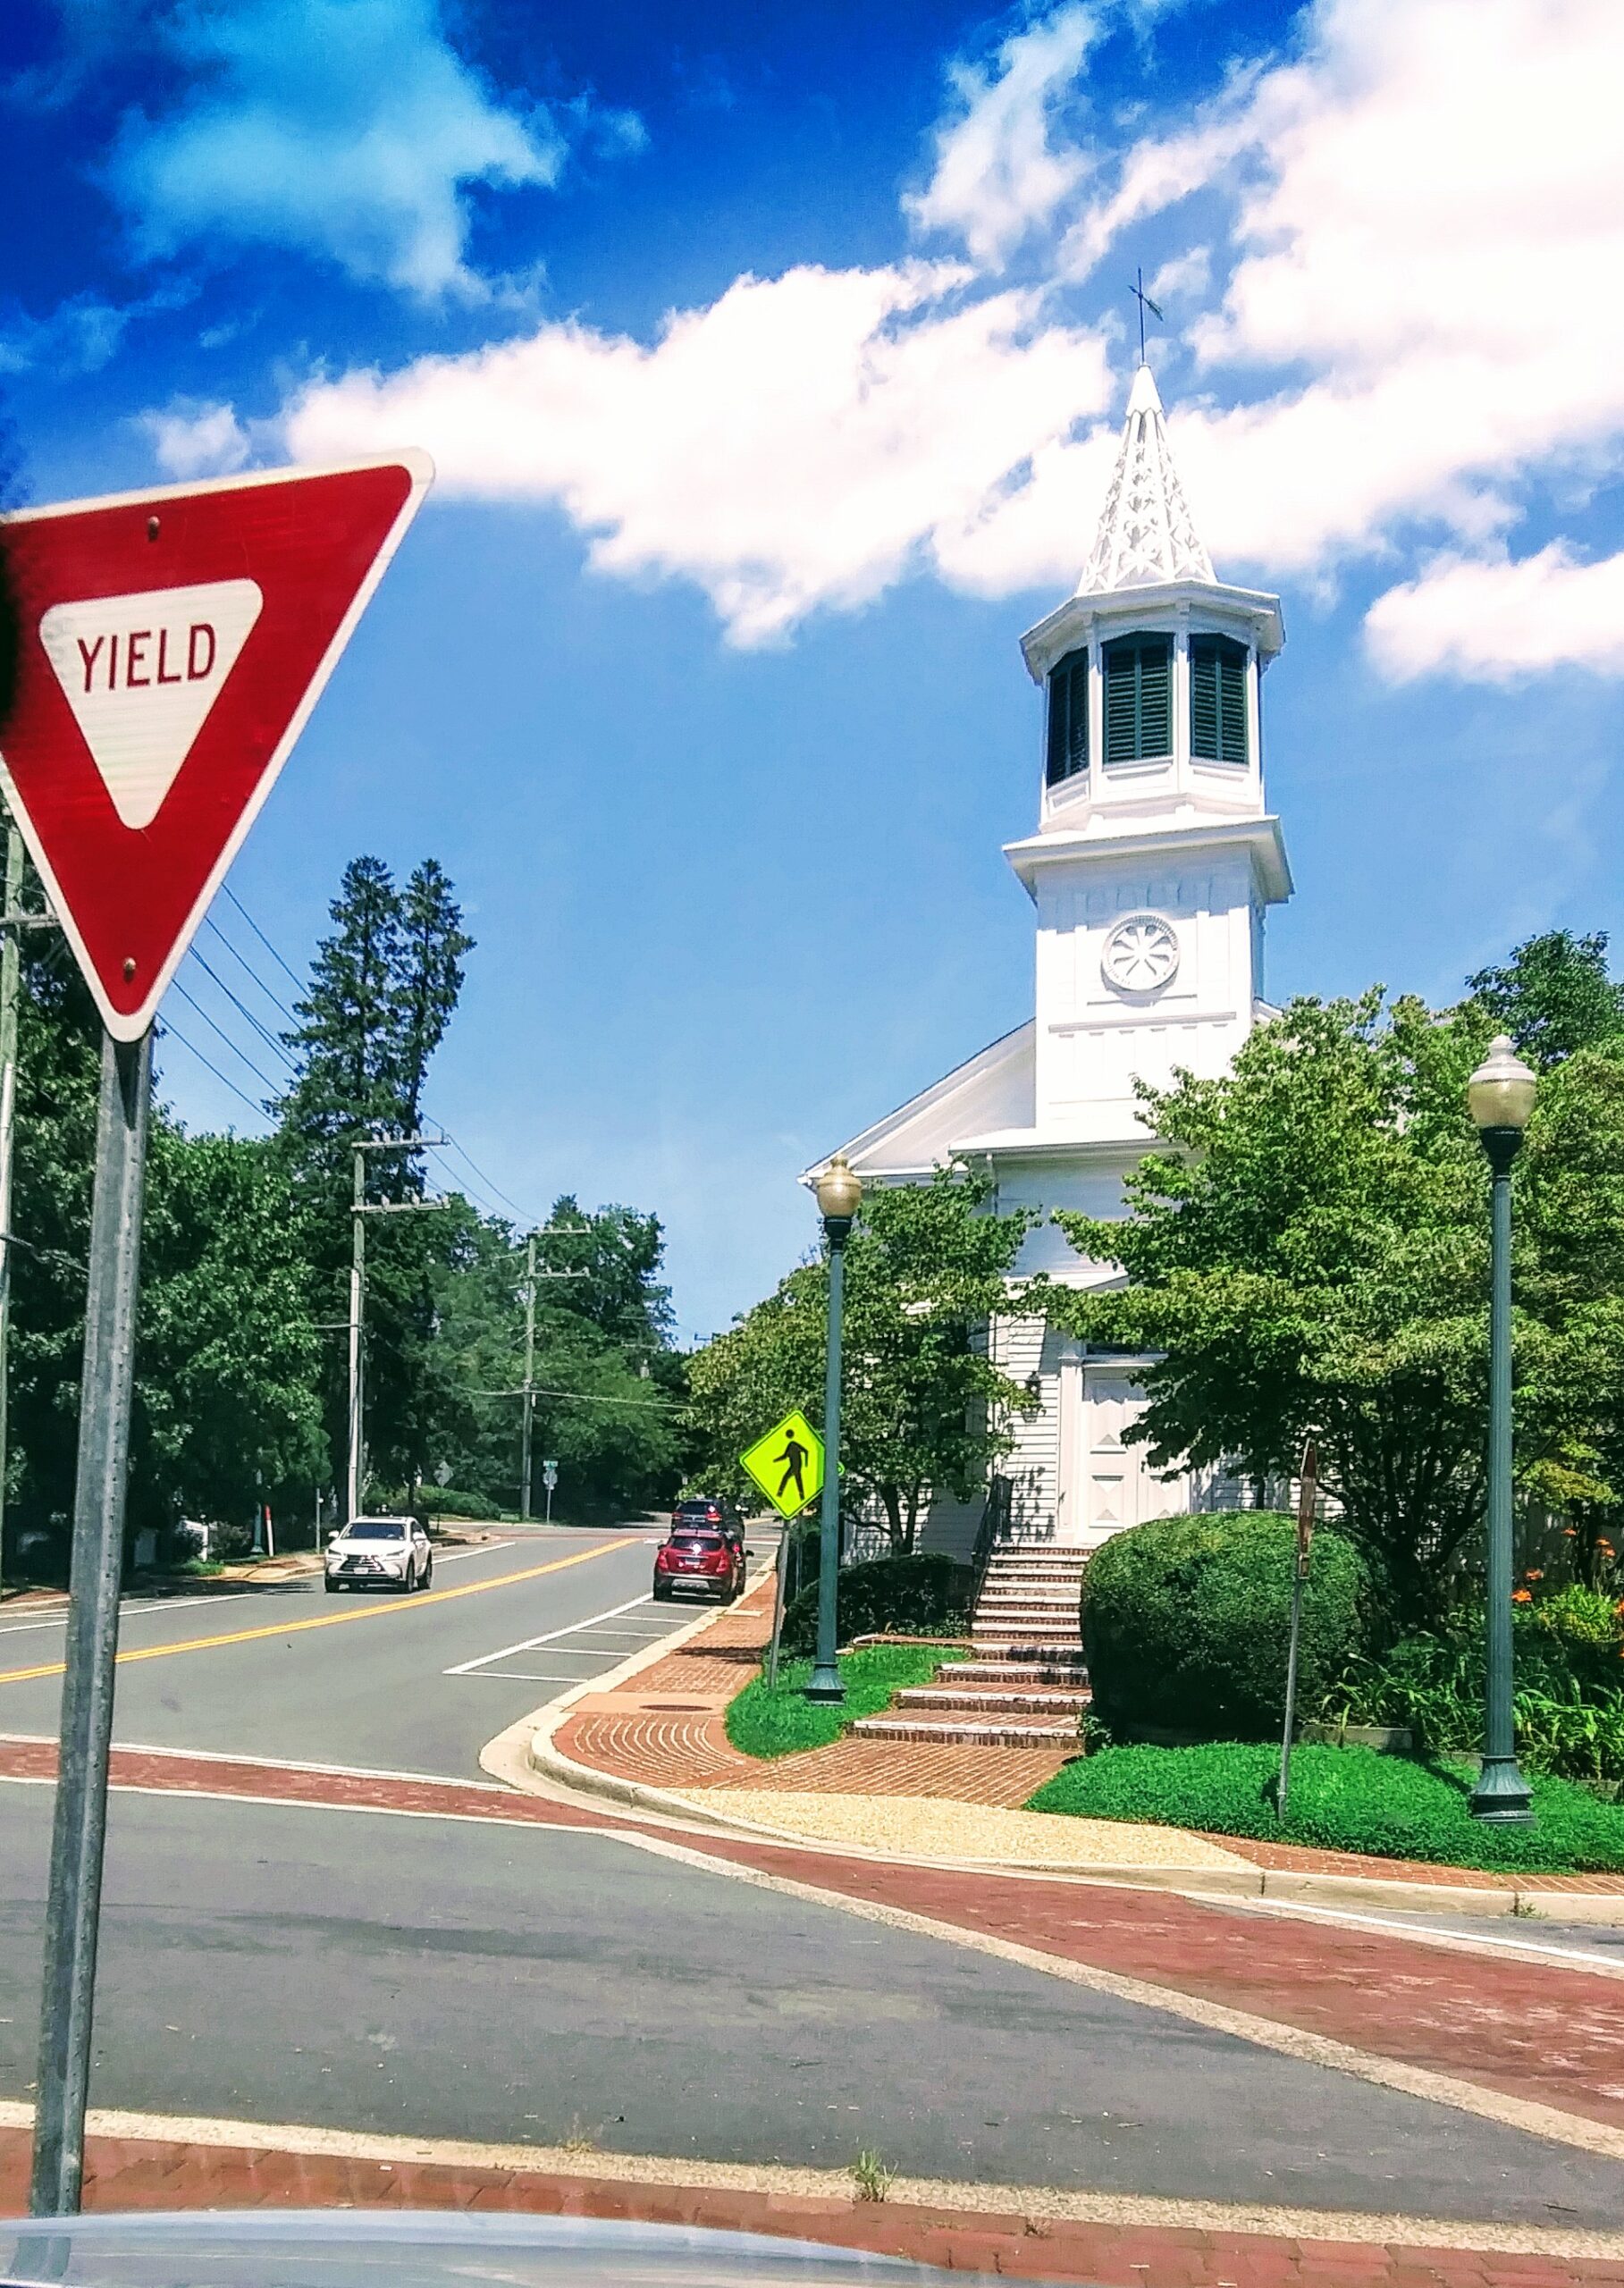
[1083,1510,1367,1743]
[780,1552,972,1656]
[1028,1740,1624,1874]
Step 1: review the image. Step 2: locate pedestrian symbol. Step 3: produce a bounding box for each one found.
[739,1409,825,1519]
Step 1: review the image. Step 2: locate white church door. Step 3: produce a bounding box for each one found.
[1076,1367,1166,1544]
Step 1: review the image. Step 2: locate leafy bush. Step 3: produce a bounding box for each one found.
[1028,1740,1624,1873]
[1325,1594,1624,1782]
[1082,1511,1368,1741]
[780,1552,972,1656]
[727,1644,964,1758]
[417,1485,502,1521]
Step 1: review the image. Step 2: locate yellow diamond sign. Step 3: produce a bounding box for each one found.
[739,1409,825,1519]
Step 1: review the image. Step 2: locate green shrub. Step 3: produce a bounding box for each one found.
[418,1485,502,1521]
[1326,1596,1624,1781]
[780,1553,972,1656]
[1028,1740,1624,1873]
[727,1643,965,1758]
[1082,1511,1368,1742]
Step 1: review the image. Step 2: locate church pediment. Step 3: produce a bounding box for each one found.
[808,1022,1034,1182]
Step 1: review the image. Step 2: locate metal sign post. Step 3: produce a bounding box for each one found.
[29,1027,151,2216]
[542,1459,558,1526]
[1276,1438,1318,1825]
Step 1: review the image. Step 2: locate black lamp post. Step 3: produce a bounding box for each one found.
[804,1152,862,1703]
[1467,1032,1536,1825]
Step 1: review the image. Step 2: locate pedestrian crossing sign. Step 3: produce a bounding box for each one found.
[739,1409,825,1519]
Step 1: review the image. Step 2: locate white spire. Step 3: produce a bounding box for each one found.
[1077,363,1215,595]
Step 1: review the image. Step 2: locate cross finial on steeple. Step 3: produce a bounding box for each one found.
[1130,265,1164,366]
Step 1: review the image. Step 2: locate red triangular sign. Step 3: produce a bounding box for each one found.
[0,453,432,1040]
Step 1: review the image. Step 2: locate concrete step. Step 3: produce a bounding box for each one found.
[951,1658,1089,1685]
[848,1713,1081,1747]
[978,1592,1078,1611]
[974,1608,1081,1629]
[971,1635,1085,1655]
[896,1687,1090,1714]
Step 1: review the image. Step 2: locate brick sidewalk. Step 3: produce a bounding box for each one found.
[553,1582,1072,1805]
[4,2124,1624,2288]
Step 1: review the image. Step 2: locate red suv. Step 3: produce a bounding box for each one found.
[652,1526,745,1603]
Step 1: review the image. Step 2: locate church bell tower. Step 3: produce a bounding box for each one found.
[1006,362,1292,1146]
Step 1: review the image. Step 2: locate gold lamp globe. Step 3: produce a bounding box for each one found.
[815,1153,862,1224]
[1467,1034,1538,1132]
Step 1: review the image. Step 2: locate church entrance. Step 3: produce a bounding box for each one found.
[1056,1360,1169,1546]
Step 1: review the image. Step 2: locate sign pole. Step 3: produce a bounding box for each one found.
[1276,1438,1317,1826]
[29,1024,152,2216]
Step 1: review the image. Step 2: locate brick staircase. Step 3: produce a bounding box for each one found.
[848,1545,1090,1749]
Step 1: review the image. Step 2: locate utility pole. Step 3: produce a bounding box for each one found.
[519,1233,536,1522]
[346,1143,365,1524]
[345,1133,447,1523]
[0,820,60,1607]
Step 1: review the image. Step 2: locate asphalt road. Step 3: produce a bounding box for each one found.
[2,1781,1620,2224]
[0,1520,1619,2220]
[0,1526,694,1778]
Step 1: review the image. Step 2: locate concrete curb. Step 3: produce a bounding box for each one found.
[491,1567,1624,1921]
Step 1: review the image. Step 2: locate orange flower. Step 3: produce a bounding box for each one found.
[1512,1588,1533,1603]
[1563,1527,1578,1537]
[1523,1569,1544,1582]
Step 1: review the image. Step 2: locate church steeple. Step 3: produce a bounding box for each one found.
[1077,362,1214,596]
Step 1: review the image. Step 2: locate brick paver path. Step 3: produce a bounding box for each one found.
[4,2122,1624,2288]
[555,1580,1071,1804]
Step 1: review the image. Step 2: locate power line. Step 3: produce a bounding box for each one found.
[187,946,298,1072]
[433,1127,532,1224]
[170,981,282,1096]
[223,882,305,992]
[470,1382,680,1411]
[201,912,299,1025]
[156,1019,267,1121]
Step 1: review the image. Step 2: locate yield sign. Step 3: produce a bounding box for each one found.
[0,453,432,1040]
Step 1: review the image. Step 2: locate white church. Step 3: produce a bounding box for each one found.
[812,361,1291,1556]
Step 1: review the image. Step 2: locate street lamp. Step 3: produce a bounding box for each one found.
[805,1153,862,1703]
[1467,1033,1537,1824]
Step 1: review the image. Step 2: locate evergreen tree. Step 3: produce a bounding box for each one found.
[273,854,475,1501]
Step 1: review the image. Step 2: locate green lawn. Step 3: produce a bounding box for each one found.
[1027,1740,1624,1874]
[726,1644,966,1760]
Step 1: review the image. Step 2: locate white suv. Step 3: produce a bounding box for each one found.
[324,1515,433,1594]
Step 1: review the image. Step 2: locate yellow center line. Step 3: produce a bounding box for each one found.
[0,1538,625,1687]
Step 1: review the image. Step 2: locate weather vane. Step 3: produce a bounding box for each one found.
[1129,265,1164,365]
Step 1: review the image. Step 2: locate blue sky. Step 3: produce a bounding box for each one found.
[3,0,1622,1340]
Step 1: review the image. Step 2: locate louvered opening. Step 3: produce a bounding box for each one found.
[1190,634,1250,764]
[1045,650,1090,786]
[1103,635,1173,764]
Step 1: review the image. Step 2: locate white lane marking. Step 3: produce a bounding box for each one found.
[442,1592,658,1676]
[0,1593,221,1639]
[459,1671,618,1686]
[1216,1892,1624,1976]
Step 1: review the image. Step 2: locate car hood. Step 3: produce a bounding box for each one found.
[0,2210,971,2288]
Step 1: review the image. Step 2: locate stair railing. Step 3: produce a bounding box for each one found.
[969,1474,1012,1619]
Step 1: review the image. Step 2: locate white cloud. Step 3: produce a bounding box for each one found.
[139,0,1624,677]
[905,5,1100,268]
[1365,548,1624,682]
[281,261,1113,643]
[139,400,254,478]
[107,0,594,300]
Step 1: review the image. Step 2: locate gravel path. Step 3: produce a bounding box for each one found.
[676,1787,1249,1867]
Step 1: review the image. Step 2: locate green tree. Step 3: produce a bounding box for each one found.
[273,854,475,1496]
[135,1130,327,1532]
[1050,990,1624,1631]
[1467,930,1624,1067]
[686,1164,1044,1552]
